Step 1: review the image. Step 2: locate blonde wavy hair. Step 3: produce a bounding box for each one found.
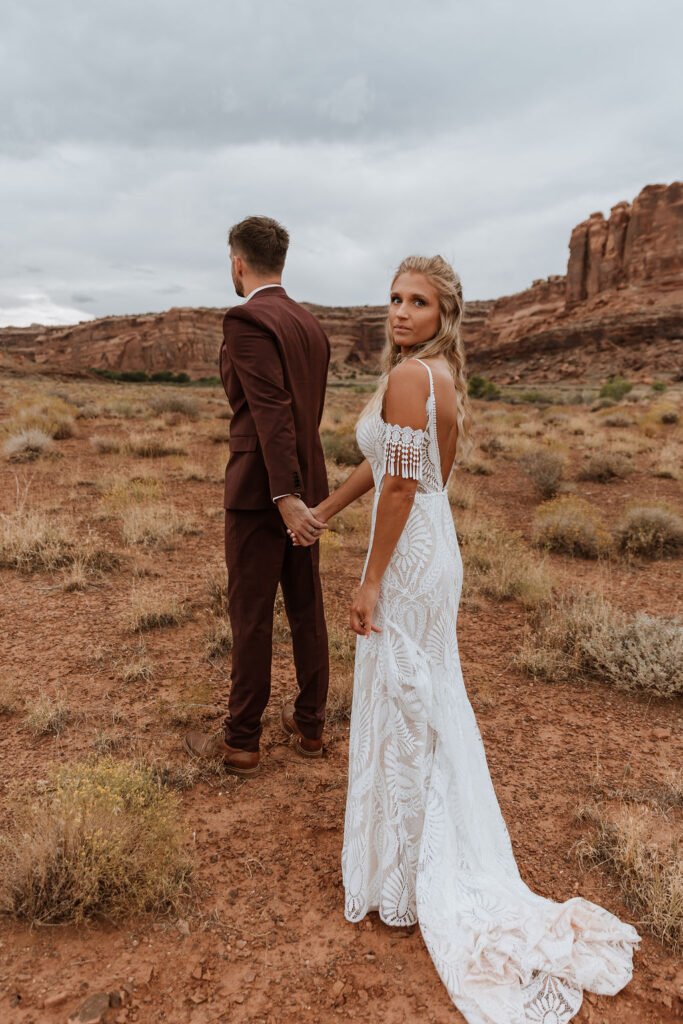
[360,254,474,461]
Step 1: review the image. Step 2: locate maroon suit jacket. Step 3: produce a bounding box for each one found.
[220,286,330,510]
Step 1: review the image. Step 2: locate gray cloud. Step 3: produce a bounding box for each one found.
[1,0,681,324]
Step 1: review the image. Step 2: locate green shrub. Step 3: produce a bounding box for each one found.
[518,390,556,406]
[599,374,633,402]
[119,370,149,383]
[468,375,501,400]
[651,380,668,393]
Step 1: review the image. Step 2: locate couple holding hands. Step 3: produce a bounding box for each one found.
[184,216,639,1024]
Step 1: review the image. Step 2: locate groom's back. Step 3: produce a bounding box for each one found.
[220,287,330,510]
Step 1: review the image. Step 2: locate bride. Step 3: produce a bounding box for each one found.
[292,254,640,1023]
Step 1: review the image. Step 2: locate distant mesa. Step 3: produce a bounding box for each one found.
[1,182,681,384]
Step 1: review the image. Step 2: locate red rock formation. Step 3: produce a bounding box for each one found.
[1,183,680,384]
[566,181,683,306]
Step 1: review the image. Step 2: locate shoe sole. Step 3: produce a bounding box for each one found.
[183,737,260,776]
[281,709,324,759]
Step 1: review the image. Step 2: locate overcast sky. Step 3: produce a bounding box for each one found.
[1,0,681,326]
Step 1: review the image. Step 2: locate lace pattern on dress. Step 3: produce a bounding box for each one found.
[343,357,640,1024]
[384,422,426,480]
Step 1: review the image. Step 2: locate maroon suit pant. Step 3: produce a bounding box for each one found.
[223,508,329,752]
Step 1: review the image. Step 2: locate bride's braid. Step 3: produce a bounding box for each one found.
[361,254,474,462]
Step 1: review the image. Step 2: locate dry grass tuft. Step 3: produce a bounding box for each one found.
[25,690,72,737]
[0,757,192,923]
[575,804,681,950]
[104,400,139,419]
[577,451,632,482]
[206,572,229,616]
[601,411,636,428]
[4,428,55,462]
[516,591,682,697]
[126,433,187,458]
[532,496,611,559]
[205,617,233,660]
[148,394,200,420]
[328,505,367,537]
[101,475,165,512]
[147,757,226,791]
[479,435,506,455]
[61,557,90,592]
[325,622,356,724]
[118,649,155,684]
[121,504,200,548]
[321,428,364,466]
[520,449,565,499]
[448,477,477,510]
[0,511,74,572]
[0,677,21,716]
[0,511,120,578]
[90,435,122,455]
[459,520,552,607]
[462,459,494,476]
[651,445,680,480]
[10,395,78,440]
[613,503,683,559]
[128,588,187,632]
[177,461,210,481]
[273,590,292,643]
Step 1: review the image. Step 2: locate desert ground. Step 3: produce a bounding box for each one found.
[0,369,681,1024]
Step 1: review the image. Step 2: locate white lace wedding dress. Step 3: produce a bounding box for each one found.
[341,358,640,1024]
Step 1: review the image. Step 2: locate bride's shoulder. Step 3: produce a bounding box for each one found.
[387,358,430,391]
[385,359,430,424]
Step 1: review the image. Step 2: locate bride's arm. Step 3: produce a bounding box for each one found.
[314,459,374,521]
[350,361,429,636]
[287,458,374,545]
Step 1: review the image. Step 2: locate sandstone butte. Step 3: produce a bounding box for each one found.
[1,181,681,385]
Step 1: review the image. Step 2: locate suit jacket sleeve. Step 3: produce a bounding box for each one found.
[225,315,304,501]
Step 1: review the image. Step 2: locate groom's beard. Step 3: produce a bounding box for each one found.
[232,266,245,298]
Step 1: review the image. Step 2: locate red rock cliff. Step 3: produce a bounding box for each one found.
[566,182,683,306]
[1,182,680,384]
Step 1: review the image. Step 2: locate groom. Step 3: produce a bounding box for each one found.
[184,215,331,775]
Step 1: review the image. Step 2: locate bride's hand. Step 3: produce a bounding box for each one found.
[288,504,329,547]
[349,580,382,637]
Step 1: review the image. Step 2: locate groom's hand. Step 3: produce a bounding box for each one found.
[276,495,327,547]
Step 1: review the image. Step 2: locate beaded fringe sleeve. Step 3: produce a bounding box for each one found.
[384,422,425,480]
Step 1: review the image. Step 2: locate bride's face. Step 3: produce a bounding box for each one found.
[389,272,441,349]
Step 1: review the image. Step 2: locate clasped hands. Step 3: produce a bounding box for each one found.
[278,496,381,638]
[276,495,327,548]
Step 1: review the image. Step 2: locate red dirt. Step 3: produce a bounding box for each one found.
[0,376,681,1023]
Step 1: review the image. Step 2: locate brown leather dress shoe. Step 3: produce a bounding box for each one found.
[183,730,260,776]
[281,703,323,758]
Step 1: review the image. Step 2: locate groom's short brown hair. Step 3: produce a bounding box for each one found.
[228,216,290,274]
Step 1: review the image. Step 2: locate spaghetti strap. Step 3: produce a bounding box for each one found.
[413,357,434,398]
